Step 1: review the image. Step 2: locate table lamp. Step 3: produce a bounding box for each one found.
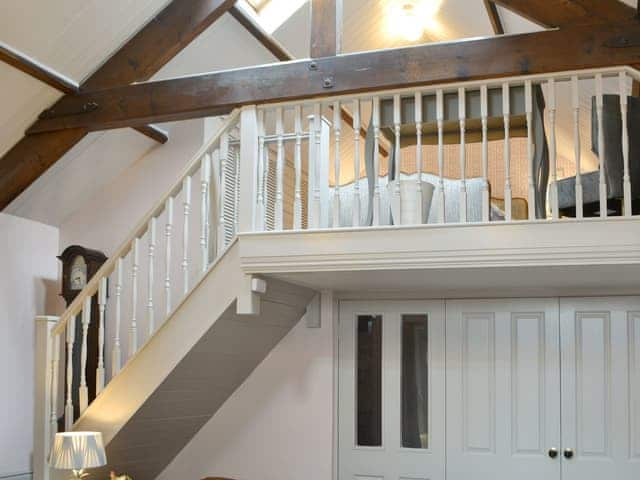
[49,432,107,480]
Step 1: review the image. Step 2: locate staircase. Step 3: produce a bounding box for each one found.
[33,109,316,480]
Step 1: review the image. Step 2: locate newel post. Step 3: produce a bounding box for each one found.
[34,316,59,480]
[238,105,259,233]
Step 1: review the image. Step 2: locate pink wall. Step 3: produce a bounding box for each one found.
[0,213,59,477]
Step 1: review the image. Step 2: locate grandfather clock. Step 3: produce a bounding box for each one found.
[59,245,107,422]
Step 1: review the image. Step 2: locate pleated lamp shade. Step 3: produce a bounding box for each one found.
[49,432,107,470]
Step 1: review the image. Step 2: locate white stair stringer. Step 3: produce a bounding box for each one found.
[64,242,315,480]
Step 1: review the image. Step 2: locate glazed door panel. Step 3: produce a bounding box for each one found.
[338,300,446,480]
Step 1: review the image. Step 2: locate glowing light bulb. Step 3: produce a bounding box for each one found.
[387,0,443,42]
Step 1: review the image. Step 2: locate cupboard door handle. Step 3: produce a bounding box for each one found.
[548,448,558,459]
[563,448,574,459]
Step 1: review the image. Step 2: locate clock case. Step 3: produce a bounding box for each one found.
[58,245,108,424]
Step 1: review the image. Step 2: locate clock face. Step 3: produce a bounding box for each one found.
[70,255,88,291]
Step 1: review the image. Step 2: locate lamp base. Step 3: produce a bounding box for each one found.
[69,470,89,480]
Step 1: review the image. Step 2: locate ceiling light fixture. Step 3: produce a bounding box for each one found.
[387,0,443,42]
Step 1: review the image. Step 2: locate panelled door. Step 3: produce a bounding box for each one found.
[338,300,446,480]
[337,297,640,480]
[445,298,562,480]
[560,297,640,480]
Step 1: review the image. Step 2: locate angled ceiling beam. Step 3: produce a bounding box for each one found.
[0,41,79,94]
[134,124,169,144]
[310,0,343,57]
[26,20,640,133]
[483,1,505,35]
[0,0,236,210]
[228,4,293,61]
[492,0,635,28]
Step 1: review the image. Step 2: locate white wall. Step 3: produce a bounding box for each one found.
[156,314,335,480]
[0,214,59,478]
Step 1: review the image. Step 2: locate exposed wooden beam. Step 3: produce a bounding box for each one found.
[229,1,386,155]
[27,20,640,133]
[484,1,505,35]
[492,0,635,28]
[228,4,293,61]
[0,0,237,210]
[134,124,169,144]
[310,0,342,57]
[0,40,79,94]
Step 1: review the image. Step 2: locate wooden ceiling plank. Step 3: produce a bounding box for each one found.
[0,41,79,95]
[484,1,505,35]
[310,0,343,57]
[0,0,237,210]
[26,20,640,133]
[492,0,636,28]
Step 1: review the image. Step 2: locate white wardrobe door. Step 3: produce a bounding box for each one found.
[560,296,640,480]
[338,300,446,480]
[446,298,561,480]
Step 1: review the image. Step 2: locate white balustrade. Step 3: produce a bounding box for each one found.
[164,197,174,316]
[436,89,446,223]
[293,106,303,229]
[64,315,75,430]
[182,176,192,294]
[620,72,632,216]
[502,82,512,221]
[256,110,266,231]
[352,99,362,227]
[275,108,285,230]
[311,103,322,228]
[97,277,106,393]
[571,76,583,220]
[200,154,211,271]
[392,94,402,221]
[113,257,123,375]
[147,217,157,335]
[595,74,607,218]
[548,78,559,219]
[414,91,423,224]
[458,88,467,223]
[525,81,536,220]
[333,101,342,227]
[481,85,490,222]
[78,297,91,414]
[129,238,139,357]
[372,97,381,226]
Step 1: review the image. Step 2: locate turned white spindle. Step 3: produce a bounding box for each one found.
[182,176,192,293]
[571,76,583,220]
[503,83,512,221]
[256,110,266,231]
[548,78,559,219]
[233,144,240,235]
[50,333,60,440]
[352,99,362,226]
[78,296,91,414]
[275,107,285,230]
[147,217,157,335]
[525,81,536,221]
[96,277,106,394]
[129,238,139,358]
[415,91,423,224]
[481,85,490,222]
[595,74,607,218]
[164,197,174,316]
[333,101,342,227]
[436,89,446,223]
[372,96,381,225]
[112,257,123,375]
[311,103,322,228]
[392,94,402,223]
[293,106,303,229]
[219,132,229,238]
[64,316,75,431]
[620,72,632,216]
[458,88,467,223]
[200,154,211,271]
